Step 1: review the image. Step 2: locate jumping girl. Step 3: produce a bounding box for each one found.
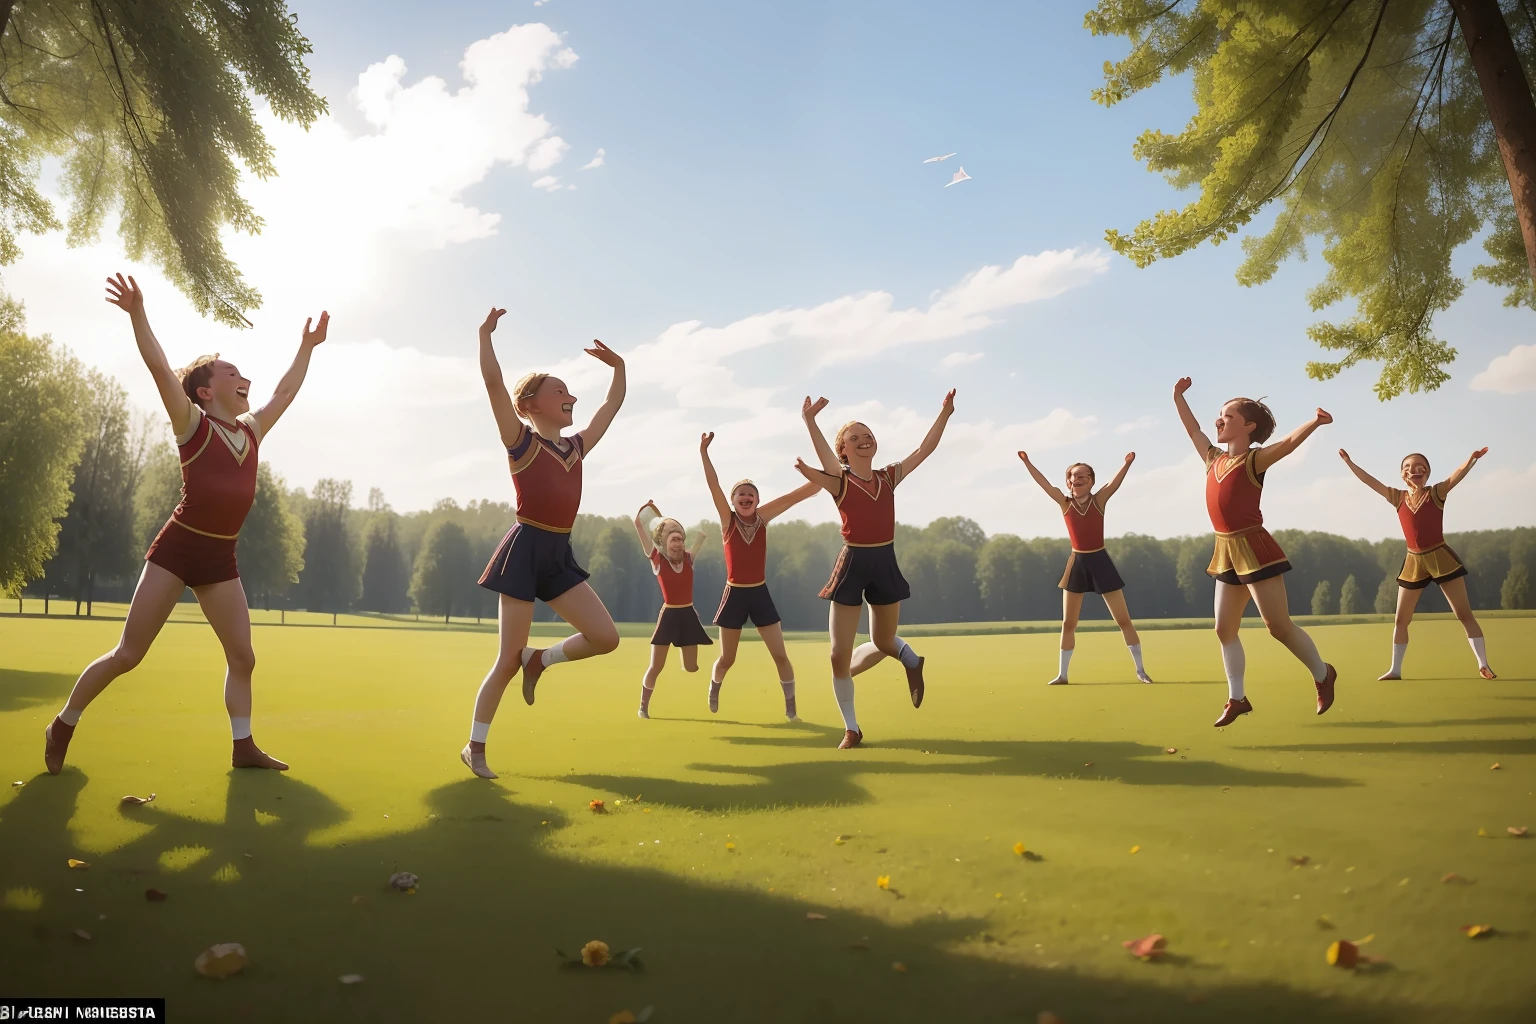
[631,502,712,718]
[462,308,625,779]
[699,431,819,719]
[1172,378,1337,728]
[795,391,955,749]
[1338,447,1496,680]
[44,273,328,775]
[1017,451,1152,685]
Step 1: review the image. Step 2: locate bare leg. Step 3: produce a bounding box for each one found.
[756,621,799,719]
[640,644,668,717]
[829,601,863,744]
[713,628,741,683]
[1382,586,1421,679]
[1049,591,1084,684]
[1441,577,1495,678]
[1211,581,1252,724]
[46,561,184,774]
[1102,589,1151,682]
[1248,575,1335,714]
[681,645,700,672]
[521,582,622,705]
[196,578,284,770]
[462,595,534,779]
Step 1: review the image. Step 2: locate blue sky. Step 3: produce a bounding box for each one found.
[8,1,1534,541]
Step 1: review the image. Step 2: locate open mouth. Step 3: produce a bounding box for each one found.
[561,403,573,413]
[235,386,249,398]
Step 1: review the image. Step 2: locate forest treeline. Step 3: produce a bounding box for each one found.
[13,371,1536,627]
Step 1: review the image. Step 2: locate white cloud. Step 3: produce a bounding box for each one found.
[580,148,606,171]
[941,351,983,367]
[531,175,563,191]
[1469,344,1536,394]
[1115,414,1159,435]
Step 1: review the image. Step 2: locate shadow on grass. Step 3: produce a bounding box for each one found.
[0,668,77,713]
[549,726,1357,813]
[1246,739,1536,756]
[1318,716,1536,730]
[0,767,1464,1024]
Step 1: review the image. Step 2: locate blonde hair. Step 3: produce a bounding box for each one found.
[179,354,221,408]
[729,479,759,500]
[1065,462,1096,485]
[650,517,684,548]
[511,372,551,421]
[833,421,868,465]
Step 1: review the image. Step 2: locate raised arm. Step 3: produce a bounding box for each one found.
[253,312,329,437]
[898,389,956,479]
[1172,377,1213,458]
[105,274,194,436]
[801,396,842,475]
[759,481,822,522]
[1254,407,1332,474]
[1017,450,1066,504]
[699,432,732,523]
[794,456,842,496]
[633,500,660,557]
[1095,452,1136,504]
[578,341,626,452]
[1337,449,1395,502]
[478,308,525,448]
[688,529,709,557]
[1440,447,1489,495]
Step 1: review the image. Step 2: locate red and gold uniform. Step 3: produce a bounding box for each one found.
[1387,485,1467,589]
[1203,446,1291,585]
[479,426,591,602]
[819,465,912,606]
[1056,495,1127,594]
[714,514,783,630]
[144,408,262,588]
[649,549,713,648]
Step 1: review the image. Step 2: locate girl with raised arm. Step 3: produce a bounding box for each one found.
[1339,448,1496,680]
[461,308,625,779]
[631,502,712,718]
[1017,451,1152,685]
[795,391,955,749]
[44,274,328,775]
[700,431,820,719]
[1171,378,1337,728]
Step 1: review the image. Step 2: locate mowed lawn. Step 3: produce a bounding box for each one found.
[0,615,1532,1023]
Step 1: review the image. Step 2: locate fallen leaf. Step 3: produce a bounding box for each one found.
[74,929,92,941]
[1441,872,1470,885]
[67,859,89,870]
[1316,915,1334,929]
[1288,855,1311,867]
[1122,934,1166,960]
[1490,763,1501,770]
[1460,924,1496,939]
[1083,762,1093,767]
[1326,940,1359,969]
[339,974,364,984]
[1478,828,1491,837]
[609,1012,637,1024]
[589,800,606,813]
[1508,827,1529,837]
[876,875,891,891]
[145,889,168,902]
[1129,845,1141,854]
[891,961,909,974]
[1165,747,1177,754]
[194,942,247,979]
[1037,1013,1064,1024]
[388,871,418,891]
[120,793,156,806]
[806,912,827,921]
[725,843,736,852]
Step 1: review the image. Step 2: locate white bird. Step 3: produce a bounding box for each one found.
[922,153,957,163]
[944,166,972,187]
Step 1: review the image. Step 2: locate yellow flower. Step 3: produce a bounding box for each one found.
[725,842,736,852]
[581,940,610,967]
[1129,845,1141,854]
[876,875,890,890]
[1012,842,1026,856]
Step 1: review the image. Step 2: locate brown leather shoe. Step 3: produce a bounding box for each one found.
[232,737,289,770]
[460,742,498,779]
[838,729,863,749]
[1479,666,1497,680]
[522,649,547,705]
[906,657,925,708]
[1314,663,1337,715]
[44,717,75,775]
[1213,697,1253,727]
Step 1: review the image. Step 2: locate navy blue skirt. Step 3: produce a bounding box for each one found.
[714,584,782,629]
[819,544,911,607]
[479,522,589,603]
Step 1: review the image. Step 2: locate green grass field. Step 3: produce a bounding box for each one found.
[1,615,1532,1023]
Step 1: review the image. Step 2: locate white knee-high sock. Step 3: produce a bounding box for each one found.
[1468,636,1489,669]
[1388,643,1407,676]
[831,676,858,732]
[470,720,491,743]
[230,716,252,741]
[1056,648,1072,680]
[894,638,920,669]
[542,638,573,667]
[1221,640,1246,700]
[1288,628,1328,682]
[1127,644,1145,673]
[58,706,82,726]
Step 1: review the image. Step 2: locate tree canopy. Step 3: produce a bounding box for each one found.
[0,0,325,325]
[1087,0,1536,398]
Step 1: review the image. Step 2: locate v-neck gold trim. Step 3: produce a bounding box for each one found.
[207,416,251,465]
[845,470,883,502]
[1404,487,1436,513]
[1211,451,1248,484]
[731,514,764,546]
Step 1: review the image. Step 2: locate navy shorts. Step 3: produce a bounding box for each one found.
[713,584,782,629]
[479,522,589,603]
[819,544,911,607]
[651,606,714,647]
[1058,549,1126,595]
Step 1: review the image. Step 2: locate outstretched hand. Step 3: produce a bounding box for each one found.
[584,339,623,367]
[1314,408,1333,426]
[1338,448,1352,463]
[480,308,505,336]
[940,389,956,415]
[803,396,828,420]
[105,273,144,316]
[1173,377,1192,396]
[1471,446,1489,460]
[700,431,715,452]
[1124,452,1136,464]
[302,311,330,347]
[1016,451,1032,465]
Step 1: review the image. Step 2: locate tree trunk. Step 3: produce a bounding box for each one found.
[44,593,49,615]
[332,611,338,626]
[86,571,94,617]
[1452,0,1536,288]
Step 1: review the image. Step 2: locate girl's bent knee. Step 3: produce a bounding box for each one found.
[589,629,621,655]
[112,645,146,672]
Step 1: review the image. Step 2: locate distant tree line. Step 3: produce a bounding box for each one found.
[6,325,1535,625]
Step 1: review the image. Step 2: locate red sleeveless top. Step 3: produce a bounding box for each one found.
[1204,447,1265,534]
[507,428,584,533]
[836,466,901,546]
[651,550,695,607]
[1061,496,1105,553]
[723,514,767,586]
[172,410,261,540]
[1393,486,1446,553]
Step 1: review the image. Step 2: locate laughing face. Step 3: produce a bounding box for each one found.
[732,483,760,519]
[199,360,252,415]
[1214,400,1255,445]
[1400,453,1431,489]
[838,422,877,465]
[1065,463,1095,498]
[526,377,577,428]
